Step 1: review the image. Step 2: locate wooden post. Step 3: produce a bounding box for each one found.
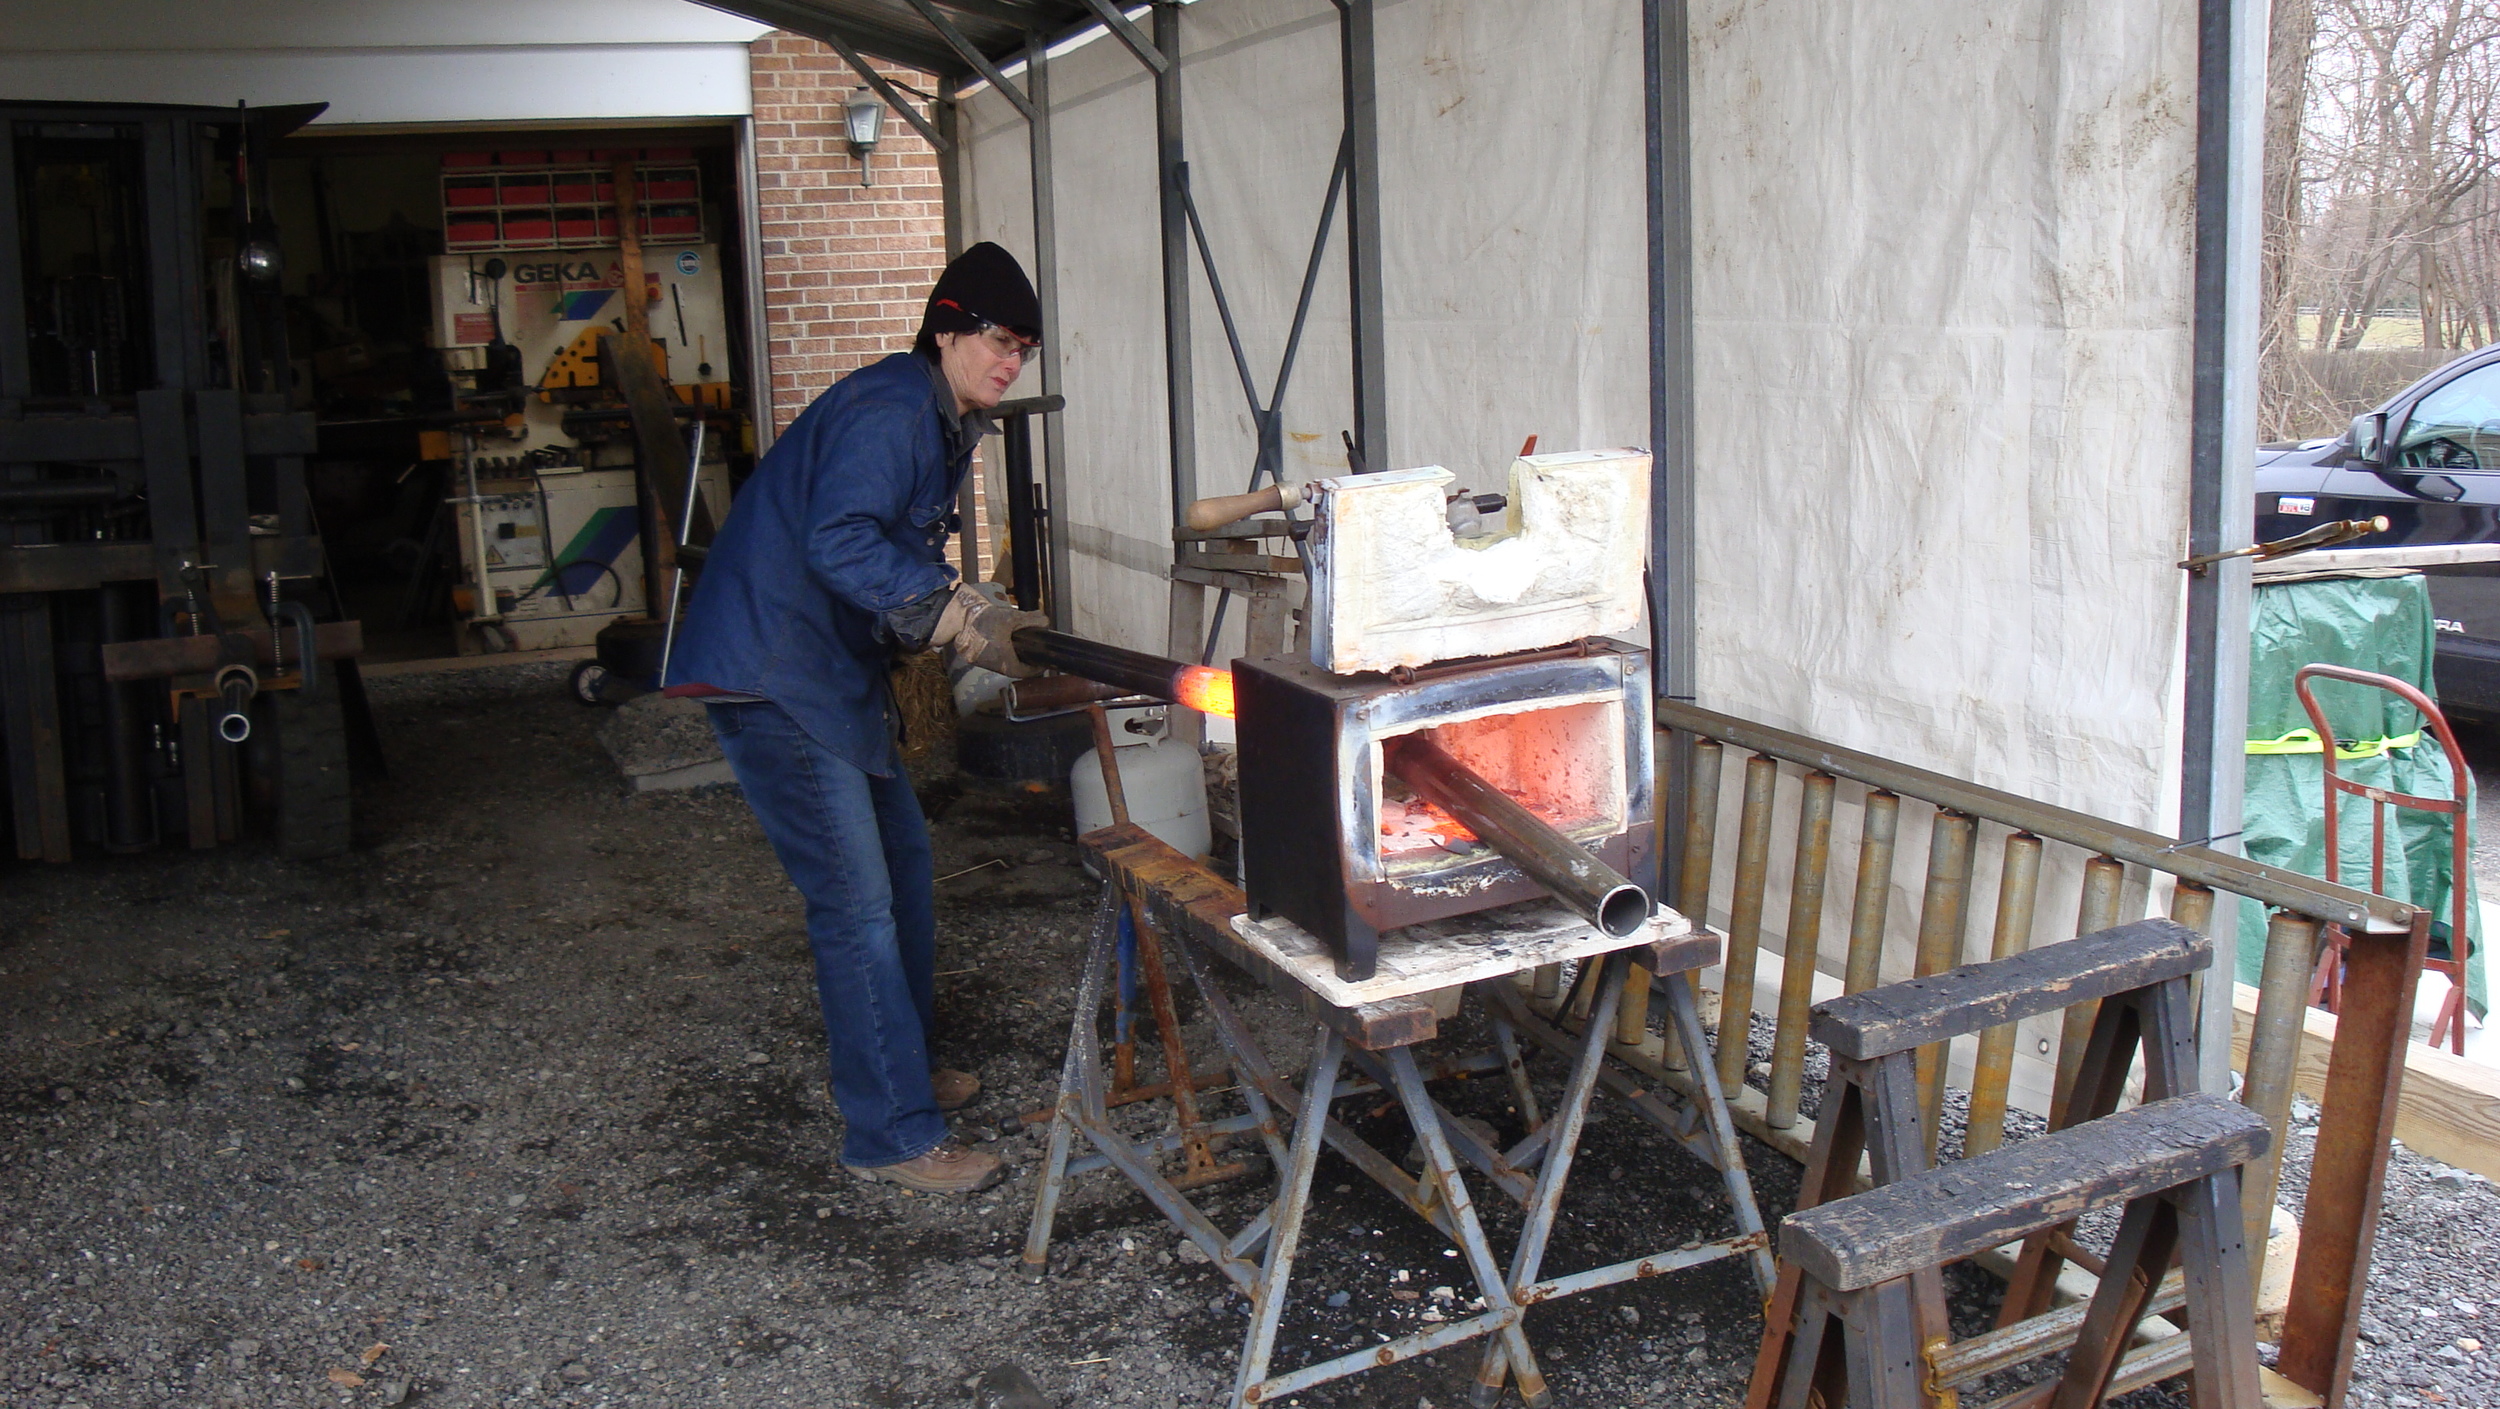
[613,155,649,344]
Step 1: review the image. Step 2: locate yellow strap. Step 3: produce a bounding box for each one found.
[2245,727,2421,761]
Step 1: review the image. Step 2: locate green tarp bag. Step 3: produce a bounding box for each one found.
[2238,572,2484,1019]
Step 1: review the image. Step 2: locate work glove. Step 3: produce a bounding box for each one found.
[933,581,1046,678]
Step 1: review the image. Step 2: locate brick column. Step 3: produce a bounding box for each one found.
[749,32,990,575]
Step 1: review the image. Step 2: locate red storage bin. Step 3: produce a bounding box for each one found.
[497,173,551,204]
[441,151,493,168]
[444,218,498,248]
[550,170,601,204]
[442,176,497,208]
[547,149,592,165]
[554,207,602,242]
[499,209,555,244]
[640,204,700,239]
[638,167,699,201]
[497,149,549,167]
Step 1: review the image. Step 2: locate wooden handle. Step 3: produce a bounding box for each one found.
[1182,483,1300,531]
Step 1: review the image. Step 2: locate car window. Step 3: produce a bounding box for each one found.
[2397,361,2500,470]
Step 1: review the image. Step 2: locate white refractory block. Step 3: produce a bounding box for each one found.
[1303,449,1651,673]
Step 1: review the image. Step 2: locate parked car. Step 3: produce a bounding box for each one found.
[2254,340,2500,718]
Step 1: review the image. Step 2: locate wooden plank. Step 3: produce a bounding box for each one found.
[2252,542,2500,579]
[0,406,298,461]
[1778,1093,2269,1292]
[1086,823,1438,1051]
[1173,516,1295,542]
[1811,918,2209,1061]
[1178,549,1303,575]
[2228,980,2500,1182]
[100,620,363,682]
[1230,899,1693,1007]
[1638,927,1722,978]
[1169,565,1288,595]
[0,535,324,594]
[0,415,141,461]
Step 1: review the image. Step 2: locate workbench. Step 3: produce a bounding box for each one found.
[1024,823,1774,1407]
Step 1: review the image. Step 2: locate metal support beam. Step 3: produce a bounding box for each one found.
[2182,0,2265,1091]
[799,19,954,154]
[1644,0,1698,880]
[142,118,207,393]
[1028,34,1073,620]
[1079,0,1170,73]
[904,0,1036,121]
[0,128,26,400]
[736,116,777,453]
[1154,1,1196,525]
[1338,0,1387,473]
[936,79,983,585]
[727,0,966,79]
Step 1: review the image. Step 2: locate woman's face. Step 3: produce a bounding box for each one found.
[935,326,1032,413]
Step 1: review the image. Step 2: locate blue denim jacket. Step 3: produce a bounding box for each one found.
[666,352,972,776]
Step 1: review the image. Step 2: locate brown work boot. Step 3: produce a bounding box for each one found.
[931,1068,981,1111]
[845,1138,1004,1195]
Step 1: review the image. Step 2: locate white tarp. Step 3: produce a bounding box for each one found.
[960,0,2199,1114]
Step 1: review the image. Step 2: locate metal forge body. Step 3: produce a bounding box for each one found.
[1234,640,1656,982]
[1012,448,1659,983]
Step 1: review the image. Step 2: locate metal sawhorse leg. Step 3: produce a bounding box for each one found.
[1028,825,1772,1406]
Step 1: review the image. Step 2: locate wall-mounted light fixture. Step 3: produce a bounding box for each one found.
[845,88,885,186]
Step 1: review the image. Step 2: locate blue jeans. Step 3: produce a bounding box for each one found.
[706,699,945,1167]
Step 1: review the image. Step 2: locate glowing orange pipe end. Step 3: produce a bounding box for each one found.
[1173,665,1236,719]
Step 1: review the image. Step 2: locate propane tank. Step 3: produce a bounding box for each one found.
[1072,709,1210,861]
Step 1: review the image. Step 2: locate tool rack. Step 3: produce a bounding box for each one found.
[1027,823,1774,1407]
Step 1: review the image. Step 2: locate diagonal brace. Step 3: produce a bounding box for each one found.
[900,0,1037,121]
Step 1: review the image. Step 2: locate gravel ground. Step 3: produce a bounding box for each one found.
[0,661,2494,1409]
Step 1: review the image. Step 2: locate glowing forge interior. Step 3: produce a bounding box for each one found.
[1371,698,1626,867]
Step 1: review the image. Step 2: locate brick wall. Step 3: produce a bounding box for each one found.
[748,33,994,575]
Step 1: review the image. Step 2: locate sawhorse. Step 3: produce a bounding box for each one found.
[1026,823,1771,1406]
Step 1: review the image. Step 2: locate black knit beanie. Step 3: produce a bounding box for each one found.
[914,241,1041,356]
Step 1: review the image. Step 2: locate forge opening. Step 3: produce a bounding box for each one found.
[1371,697,1625,871]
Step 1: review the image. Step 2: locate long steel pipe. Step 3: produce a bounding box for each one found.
[1010,626,1232,716]
[1767,771,1836,1130]
[1384,734,1652,939]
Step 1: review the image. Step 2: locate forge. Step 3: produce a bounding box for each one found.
[1233,642,1656,980]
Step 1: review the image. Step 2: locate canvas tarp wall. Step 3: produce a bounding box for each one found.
[959,0,2202,1116]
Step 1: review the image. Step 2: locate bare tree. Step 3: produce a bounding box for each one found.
[2262,0,2500,437]
[2261,0,2319,438]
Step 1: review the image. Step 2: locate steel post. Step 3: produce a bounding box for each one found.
[1843,790,1900,994]
[1153,1,1196,522]
[1675,736,1725,917]
[1717,753,1779,1092]
[1665,734,1723,1072]
[2239,909,2322,1269]
[1338,0,1387,472]
[1024,35,1072,621]
[2179,0,2266,1112]
[2051,856,2129,1123]
[1963,831,2044,1156]
[1911,809,1977,1147]
[0,126,25,398]
[1644,0,1698,893]
[1767,772,1836,1129]
[737,116,775,453]
[1656,700,2404,931]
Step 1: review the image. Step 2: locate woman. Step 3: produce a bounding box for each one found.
[665,242,1046,1195]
